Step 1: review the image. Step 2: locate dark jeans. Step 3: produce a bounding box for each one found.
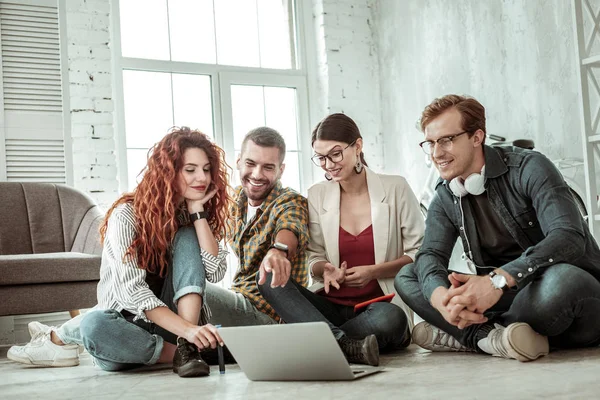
[395,262,600,350]
[258,272,409,351]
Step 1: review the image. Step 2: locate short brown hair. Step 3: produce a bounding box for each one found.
[241,127,286,164]
[420,95,486,141]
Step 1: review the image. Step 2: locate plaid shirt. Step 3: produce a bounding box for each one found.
[228,181,309,320]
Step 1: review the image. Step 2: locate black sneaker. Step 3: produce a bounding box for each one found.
[172,338,210,378]
[338,334,379,366]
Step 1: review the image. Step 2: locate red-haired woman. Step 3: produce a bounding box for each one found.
[7,127,232,378]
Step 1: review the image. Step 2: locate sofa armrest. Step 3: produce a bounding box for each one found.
[71,206,104,255]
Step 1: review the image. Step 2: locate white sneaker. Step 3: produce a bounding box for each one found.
[28,321,85,354]
[7,331,80,367]
[412,321,474,352]
[477,323,549,362]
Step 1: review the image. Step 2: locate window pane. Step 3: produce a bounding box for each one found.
[280,151,300,192]
[214,0,260,67]
[120,0,170,60]
[231,85,265,149]
[122,70,173,148]
[172,74,214,138]
[257,0,293,68]
[168,0,216,63]
[127,148,150,191]
[264,86,298,150]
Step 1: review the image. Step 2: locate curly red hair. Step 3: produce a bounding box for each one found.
[100,127,233,277]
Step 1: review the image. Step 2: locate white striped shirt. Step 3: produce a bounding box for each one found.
[96,203,228,324]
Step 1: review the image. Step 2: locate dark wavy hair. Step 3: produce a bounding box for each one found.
[100,127,233,277]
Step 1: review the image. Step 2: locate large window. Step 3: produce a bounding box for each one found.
[113,0,312,193]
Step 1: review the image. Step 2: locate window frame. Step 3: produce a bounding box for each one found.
[111,0,315,195]
[218,71,312,191]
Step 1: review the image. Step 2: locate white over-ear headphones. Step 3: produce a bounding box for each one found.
[449,165,486,197]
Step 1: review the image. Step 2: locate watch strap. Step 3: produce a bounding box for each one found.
[189,210,209,222]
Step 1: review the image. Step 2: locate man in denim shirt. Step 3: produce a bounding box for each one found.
[395,94,600,361]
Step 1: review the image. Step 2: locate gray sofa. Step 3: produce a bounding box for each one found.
[0,182,103,316]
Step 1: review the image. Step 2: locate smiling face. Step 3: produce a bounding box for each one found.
[312,138,361,182]
[237,140,284,206]
[424,108,484,181]
[177,147,212,202]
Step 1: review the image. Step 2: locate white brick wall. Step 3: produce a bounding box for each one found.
[311,0,383,171]
[65,0,118,211]
[61,0,383,209]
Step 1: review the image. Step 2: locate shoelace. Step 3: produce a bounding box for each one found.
[339,337,363,361]
[432,329,470,351]
[177,341,197,362]
[29,330,51,345]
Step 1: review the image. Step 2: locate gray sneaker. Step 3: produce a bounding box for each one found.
[477,323,549,362]
[412,321,474,352]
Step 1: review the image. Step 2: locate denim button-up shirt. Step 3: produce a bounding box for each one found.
[416,145,600,301]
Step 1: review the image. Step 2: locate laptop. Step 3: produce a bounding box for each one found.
[218,322,383,381]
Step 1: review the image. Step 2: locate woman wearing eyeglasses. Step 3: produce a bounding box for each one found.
[258,113,424,366]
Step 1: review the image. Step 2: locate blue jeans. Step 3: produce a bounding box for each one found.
[395,262,600,350]
[75,226,207,371]
[258,272,409,351]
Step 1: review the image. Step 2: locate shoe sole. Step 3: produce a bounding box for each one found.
[363,335,380,367]
[173,363,210,378]
[413,323,472,352]
[412,323,435,350]
[504,323,549,362]
[7,352,79,367]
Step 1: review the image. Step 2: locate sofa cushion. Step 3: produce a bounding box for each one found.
[0,252,101,285]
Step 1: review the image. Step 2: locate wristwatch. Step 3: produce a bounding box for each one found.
[269,242,289,257]
[489,271,509,292]
[189,210,209,222]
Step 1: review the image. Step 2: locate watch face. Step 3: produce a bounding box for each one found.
[492,274,507,288]
[274,242,288,251]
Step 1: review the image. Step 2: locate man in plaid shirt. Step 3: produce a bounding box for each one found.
[204,127,309,326]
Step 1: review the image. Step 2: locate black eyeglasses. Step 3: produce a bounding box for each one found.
[311,140,357,167]
[419,131,469,155]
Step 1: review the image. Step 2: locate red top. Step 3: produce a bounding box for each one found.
[319,225,384,306]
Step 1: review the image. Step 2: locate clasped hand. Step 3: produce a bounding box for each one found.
[433,272,503,329]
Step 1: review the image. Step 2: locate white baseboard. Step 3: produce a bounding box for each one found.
[0,312,72,345]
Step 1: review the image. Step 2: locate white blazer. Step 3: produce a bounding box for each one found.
[307,167,425,329]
